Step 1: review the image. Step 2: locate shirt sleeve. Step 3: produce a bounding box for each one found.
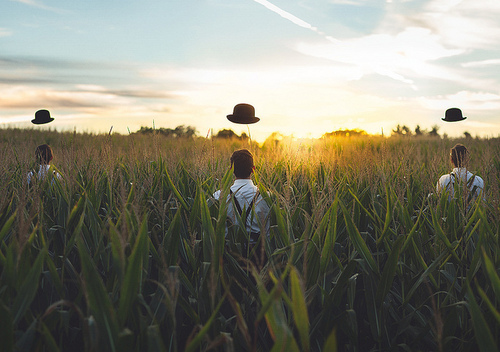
[213,190,221,200]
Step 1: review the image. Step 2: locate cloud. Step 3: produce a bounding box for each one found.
[417,90,500,111]
[295,27,462,86]
[399,0,500,49]
[462,59,500,68]
[9,0,69,14]
[0,28,12,37]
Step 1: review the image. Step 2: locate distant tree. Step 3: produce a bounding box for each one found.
[138,126,154,134]
[415,125,425,136]
[392,124,403,136]
[135,125,197,138]
[322,129,367,138]
[428,125,440,137]
[214,129,247,140]
[464,131,472,139]
[215,129,238,139]
[402,125,412,136]
[391,125,412,137]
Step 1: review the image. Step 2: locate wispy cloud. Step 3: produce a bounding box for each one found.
[462,59,500,68]
[10,0,69,14]
[0,28,12,37]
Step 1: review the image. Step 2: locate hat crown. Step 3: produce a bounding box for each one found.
[442,108,466,122]
[32,109,54,124]
[35,109,50,119]
[233,103,255,117]
[227,103,260,124]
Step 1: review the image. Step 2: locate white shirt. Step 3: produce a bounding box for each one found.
[436,167,484,200]
[27,164,61,185]
[213,178,270,239]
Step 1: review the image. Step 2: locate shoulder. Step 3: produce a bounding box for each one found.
[438,173,452,183]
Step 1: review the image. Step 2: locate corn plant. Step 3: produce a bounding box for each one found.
[0,128,499,351]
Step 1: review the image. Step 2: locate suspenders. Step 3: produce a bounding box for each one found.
[230,190,260,226]
[229,189,261,239]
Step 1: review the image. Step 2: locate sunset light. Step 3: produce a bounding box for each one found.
[1,0,500,141]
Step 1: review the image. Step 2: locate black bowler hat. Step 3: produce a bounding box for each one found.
[31,109,54,124]
[227,103,260,124]
[442,108,467,122]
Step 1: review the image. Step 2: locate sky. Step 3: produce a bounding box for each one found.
[1,0,500,142]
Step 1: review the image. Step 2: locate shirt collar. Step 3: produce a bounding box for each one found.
[233,178,254,186]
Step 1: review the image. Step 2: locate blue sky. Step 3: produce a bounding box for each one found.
[1,0,500,141]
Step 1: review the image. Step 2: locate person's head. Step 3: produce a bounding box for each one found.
[35,144,53,164]
[230,149,255,179]
[450,144,468,168]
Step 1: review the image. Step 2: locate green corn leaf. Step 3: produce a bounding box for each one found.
[163,165,189,212]
[323,327,338,352]
[466,284,498,352]
[476,284,500,325]
[401,202,424,252]
[320,196,341,274]
[481,248,500,300]
[198,185,215,264]
[147,325,167,352]
[38,320,61,352]
[66,194,85,232]
[118,216,149,326]
[163,207,182,267]
[44,253,65,298]
[184,292,227,352]
[273,203,290,247]
[77,236,119,351]
[290,267,310,352]
[12,249,45,325]
[340,201,379,275]
[376,186,394,245]
[376,236,403,306]
[404,250,448,305]
[109,219,125,280]
[431,208,460,262]
[0,209,16,243]
[0,302,14,352]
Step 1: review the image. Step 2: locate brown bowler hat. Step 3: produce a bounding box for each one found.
[442,108,467,122]
[227,103,260,124]
[31,109,55,125]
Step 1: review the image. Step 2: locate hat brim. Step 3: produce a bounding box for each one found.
[31,118,54,125]
[441,116,467,122]
[227,115,260,124]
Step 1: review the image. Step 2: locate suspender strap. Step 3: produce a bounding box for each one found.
[450,171,476,187]
[230,190,260,227]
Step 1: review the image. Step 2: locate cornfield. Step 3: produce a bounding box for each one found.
[1,127,499,351]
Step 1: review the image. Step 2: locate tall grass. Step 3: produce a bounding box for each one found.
[1,127,499,351]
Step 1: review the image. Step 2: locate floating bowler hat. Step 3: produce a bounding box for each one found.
[227,103,260,124]
[442,108,467,122]
[31,109,54,125]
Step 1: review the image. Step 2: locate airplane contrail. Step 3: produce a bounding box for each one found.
[251,0,340,42]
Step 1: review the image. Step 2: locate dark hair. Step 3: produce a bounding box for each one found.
[230,149,254,178]
[35,144,53,164]
[450,144,468,167]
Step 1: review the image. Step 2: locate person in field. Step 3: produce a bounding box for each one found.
[213,149,270,254]
[27,144,61,185]
[436,144,484,202]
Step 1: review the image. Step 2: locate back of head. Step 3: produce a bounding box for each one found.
[450,144,468,168]
[35,144,53,164]
[230,149,254,178]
